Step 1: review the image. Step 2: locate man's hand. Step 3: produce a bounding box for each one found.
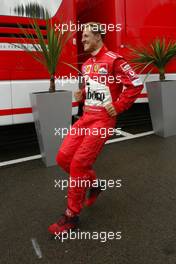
[105,103,117,117]
[74,90,83,102]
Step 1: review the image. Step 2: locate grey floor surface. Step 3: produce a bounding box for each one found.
[0,134,176,264]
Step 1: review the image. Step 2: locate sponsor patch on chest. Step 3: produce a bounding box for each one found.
[85,77,112,107]
[93,64,100,73]
[83,65,92,74]
[98,63,108,74]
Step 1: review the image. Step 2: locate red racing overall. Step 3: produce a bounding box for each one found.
[56,45,143,216]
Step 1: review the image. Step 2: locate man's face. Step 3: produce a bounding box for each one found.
[82,27,100,53]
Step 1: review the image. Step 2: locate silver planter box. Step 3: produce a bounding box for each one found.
[30,90,72,166]
[146,80,176,137]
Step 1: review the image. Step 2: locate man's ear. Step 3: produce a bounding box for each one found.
[95,33,102,42]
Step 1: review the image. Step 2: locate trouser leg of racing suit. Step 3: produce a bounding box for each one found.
[56,112,116,215]
[56,115,85,174]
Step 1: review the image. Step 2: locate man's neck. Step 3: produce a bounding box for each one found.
[91,44,103,56]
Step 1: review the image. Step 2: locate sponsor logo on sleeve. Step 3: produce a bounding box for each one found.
[120,62,142,86]
[120,62,132,72]
[132,78,143,87]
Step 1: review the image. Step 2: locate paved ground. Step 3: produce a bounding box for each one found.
[0,134,176,264]
[0,123,152,162]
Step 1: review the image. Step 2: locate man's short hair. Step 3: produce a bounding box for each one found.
[83,22,106,39]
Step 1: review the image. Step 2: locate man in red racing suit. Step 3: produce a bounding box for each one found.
[48,22,143,235]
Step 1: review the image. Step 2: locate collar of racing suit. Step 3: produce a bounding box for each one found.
[91,45,108,61]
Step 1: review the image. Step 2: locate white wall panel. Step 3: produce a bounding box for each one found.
[11,79,79,124]
[0,81,12,125]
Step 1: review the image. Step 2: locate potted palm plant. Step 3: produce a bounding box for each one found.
[131,38,176,137]
[17,17,76,166]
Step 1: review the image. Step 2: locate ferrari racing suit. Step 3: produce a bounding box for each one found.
[56,45,143,216]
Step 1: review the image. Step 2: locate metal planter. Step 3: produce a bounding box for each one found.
[30,90,72,166]
[146,80,176,137]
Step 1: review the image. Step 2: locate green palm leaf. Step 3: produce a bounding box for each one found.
[16,15,75,92]
[130,38,176,81]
